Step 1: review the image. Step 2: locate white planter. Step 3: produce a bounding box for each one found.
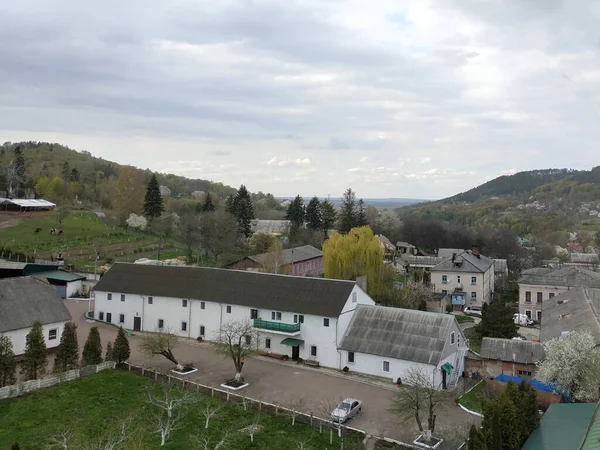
[171,368,198,376]
[413,434,443,449]
[220,382,249,391]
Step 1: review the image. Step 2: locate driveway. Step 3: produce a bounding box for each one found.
[66,301,479,444]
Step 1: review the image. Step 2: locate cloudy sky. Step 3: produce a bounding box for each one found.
[1,0,599,199]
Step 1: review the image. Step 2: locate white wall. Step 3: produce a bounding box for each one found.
[66,280,84,298]
[431,266,495,307]
[518,283,569,321]
[6,320,68,355]
[94,284,374,369]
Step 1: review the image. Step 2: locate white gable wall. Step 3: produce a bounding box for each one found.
[6,320,68,355]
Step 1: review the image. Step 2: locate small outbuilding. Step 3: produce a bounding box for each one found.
[0,198,56,211]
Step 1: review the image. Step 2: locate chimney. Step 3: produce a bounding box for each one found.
[472,245,480,258]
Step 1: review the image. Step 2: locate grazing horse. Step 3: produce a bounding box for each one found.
[34,227,41,233]
[57,229,64,235]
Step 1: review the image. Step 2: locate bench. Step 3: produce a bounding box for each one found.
[304,359,320,367]
[259,351,289,361]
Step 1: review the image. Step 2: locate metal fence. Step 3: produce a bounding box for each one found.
[0,361,115,400]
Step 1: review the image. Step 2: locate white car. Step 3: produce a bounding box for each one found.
[330,398,363,423]
[513,314,534,326]
[464,306,482,315]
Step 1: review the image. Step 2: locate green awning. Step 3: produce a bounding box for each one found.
[441,362,453,374]
[281,338,304,346]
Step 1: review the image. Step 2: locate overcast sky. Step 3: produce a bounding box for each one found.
[1,0,599,199]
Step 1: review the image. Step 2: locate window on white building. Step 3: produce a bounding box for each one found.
[199,325,205,336]
[348,352,355,363]
[107,293,112,300]
[245,335,251,345]
[457,276,461,284]
[119,314,125,324]
[352,292,357,303]
[120,294,125,302]
[471,292,477,300]
[471,276,477,285]
[272,311,282,321]
[158,319,164,329]
[226,305,232,314]
[181,321,187,332]
[201,301,205,309]
[323,318,330,327]
[310,346,317,357]
[98,312,104,321]
[48,328,58,340]
[442,290,448,295]
[148,296,153,304]
[525,310,532,319]
[537,311,542,322]
[182,299,188,308]
[451,331,455,345]
[549,293,555,299]
[442,275,448,284]
[250,309,258,319]
[265,338,271,349]
[537,292,543,303]
[382,361,390,372]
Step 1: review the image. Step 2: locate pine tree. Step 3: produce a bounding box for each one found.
[53,322,79,373]
[228,185,255,237]
[70,167,80,183]
[468,425,487,450]
[105,341,114,362]
[81,326,103,366]
[320,199,337,234]
[480,299,518,339]
[0,335,17,387]
[143,173,164,220]
[113,328,131,364]
[305,196,322,230]
[202,192,216,212]
[518,380,540,446]
[61,161,71,181]
[21,320,48,380]
[285,195,306,235]
[356,198,368,226]
[339,188,358,234]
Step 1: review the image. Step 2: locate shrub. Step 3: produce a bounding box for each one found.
[196,336,203,342]
[396,377,402,385]
[343,366,349,372]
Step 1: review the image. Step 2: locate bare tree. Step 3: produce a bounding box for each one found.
[147,384,195,446]
[390,368,451,441]
[81,422,128,450]
[247,412,261,443]
[6,159,25,197]
[201,401,223,429]
[211,320,257,384]
[47,429,72,450]
[260,240,287,274]
[141,329,184,371]
[295,438,312,450]
[317,398,343,445]
[284,398,307,425]
[198,210,241,266]
[194,432,229,450]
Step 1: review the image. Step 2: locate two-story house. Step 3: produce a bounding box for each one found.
[518,266,600,323]
[93,263,374,368]
[430,246,495,310]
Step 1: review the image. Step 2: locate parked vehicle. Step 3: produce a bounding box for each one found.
[512,336,527,341]
[464,306,482,315]
[513,313,534,326]
[330,398,363,423]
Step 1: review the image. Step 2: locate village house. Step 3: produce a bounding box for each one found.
[227,245,324,277]
[429,245,495,310]
[339,305,467,389]
[467,337,545,378]
[0,277,71,355]
[0,260,86,298]
[93,263,375,367]
[518,266,600,323]
[377,235,396,262]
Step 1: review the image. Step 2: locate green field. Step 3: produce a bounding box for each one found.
[0,370,363,449]
[459,380,487,414]
[454,315,475,324]
[464,327,482,353]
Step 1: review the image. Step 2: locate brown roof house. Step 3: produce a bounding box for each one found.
[228,245,323,277]
[466,337,545,378]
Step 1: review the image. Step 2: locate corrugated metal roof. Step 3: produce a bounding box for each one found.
[94,263,356,317]
[540,287,600,345]
[519,266,600,287]
[480,337,545,364]
[581,404,600,450]
[0,198,56,207]
[249,245,322,266]
[437,248,465,259]
[521,403,597,450]
[339,305,454,365]
[0,260,27,270]
[431,250,494,273]
[32,270,86,282]
[0,277,71,333]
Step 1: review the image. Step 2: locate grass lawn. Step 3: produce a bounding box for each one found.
[459,380,487,414]
[463,327,482,354]
[0,370,364,449]
[454,315,475,324]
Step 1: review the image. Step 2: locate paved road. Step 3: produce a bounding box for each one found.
[66,301,479,444]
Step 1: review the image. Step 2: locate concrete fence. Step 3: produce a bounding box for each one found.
[0,361,115,400]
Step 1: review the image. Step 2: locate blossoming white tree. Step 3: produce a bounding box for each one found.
[126,213,147,231]
[536,330,600,402]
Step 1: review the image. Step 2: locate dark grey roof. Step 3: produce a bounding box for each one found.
[400,255,444,267]
[480,338,545,364]
[541,287,600,345]
[94,263,355,317]
[339,305,455,365]
[0,277,72,333]
[249,245,322,266]
[437,248,465,259]
[519,266,600,287]
[431,250,495,273]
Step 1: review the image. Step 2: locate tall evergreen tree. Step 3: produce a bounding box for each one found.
[468,425,487,450]
[338,188,358,234]
[61,161,71,181]
[519,380,540,444]
[356,198,368,226]
[0,335,17,387]
[81,326,103,366]
[228,184,255,237]
[285,195,306,235]
[105,341,114,362]
[53,322,79,373]
[202,192,216,212]
[70,167,80,183]
[143,173,164,220]
[320,199,337,234]
[21,320,48,380]
[479,299,518,339]
[305,196,322,230]
[113,327,131,364]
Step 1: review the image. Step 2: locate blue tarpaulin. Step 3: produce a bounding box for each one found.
[493,374,569,400]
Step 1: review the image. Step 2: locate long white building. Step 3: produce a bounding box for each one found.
[93,263,375,366]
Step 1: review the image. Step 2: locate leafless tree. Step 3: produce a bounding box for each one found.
[147,384,195,446]
[317,397,343,445]
[141,328,184,371]
[194,431,229,450]
[260,240,287,274]
[47,429,72,450]
[6,159,25,197]
[201,401,223,429]
[211,320,257,384]
[284,398,307,425]
[246,412,261,443]
[295,438,312,450]
[390,368,451,441]
[81,422,128,450]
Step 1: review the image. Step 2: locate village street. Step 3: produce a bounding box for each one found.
[66,301,479,444]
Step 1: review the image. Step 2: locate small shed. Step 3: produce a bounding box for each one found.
[33,270,86,298]
[0,198,56,211]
